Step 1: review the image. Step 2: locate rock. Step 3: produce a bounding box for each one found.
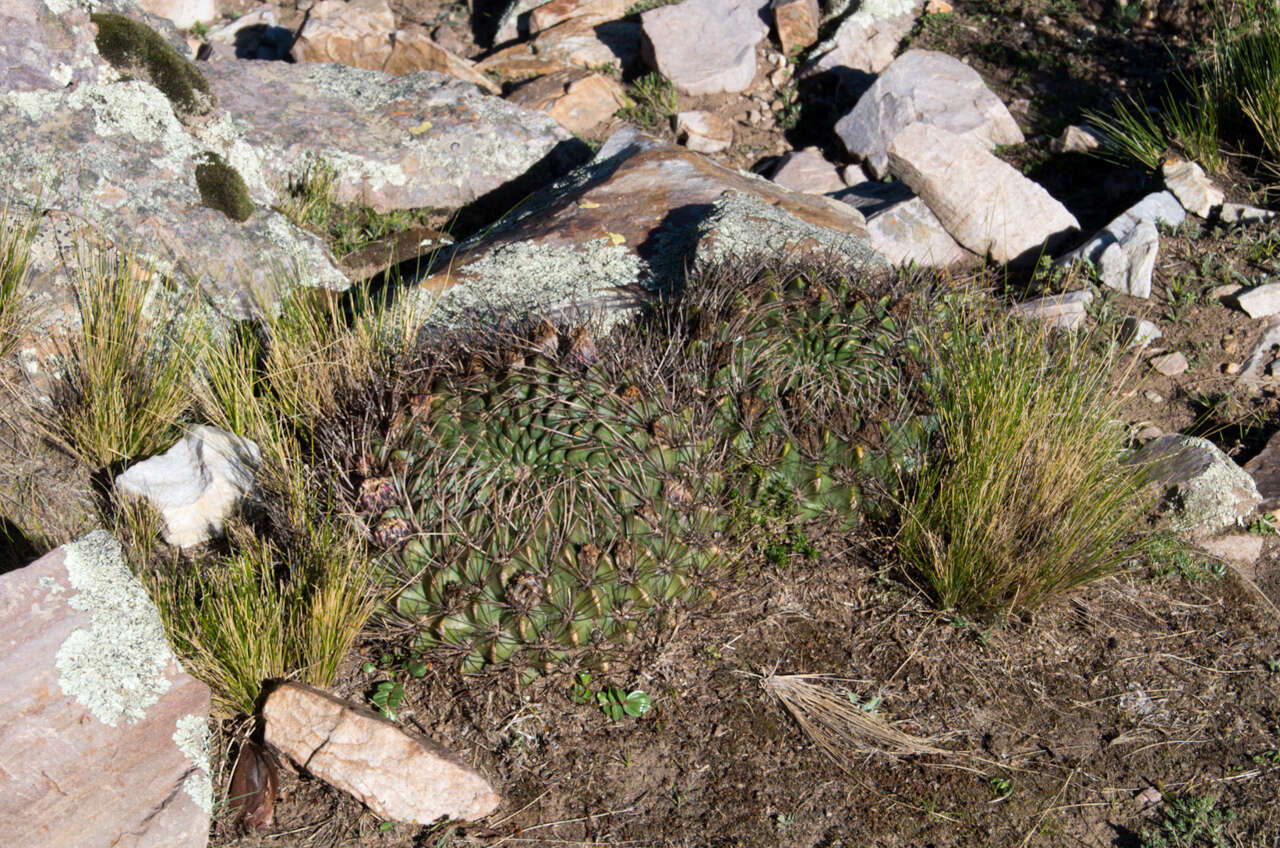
[1011,290,1093,330]
[1244,429,1280,508]
[887,123,1079,264]
[1131,434,1261,536]
[114,426,260,549]
[292,0,499,92]
[1220,202,1277,225]
[835,49,1024,179]
[804,0,920,77]
[770,149,846,194]
[1121,316,1162,348]
[1135,424,1164,443]
[1150,350,1188,376]
[1162,156,1224,218]
[0,0,114,93]
[1095,220,1158,298]
[772,0,820,56]
[263,682,500,824]
[641,0,768,95]
[0,532,211,848]
[0,75,348,382]
[534,18,643,69]
[1199,533,1264,568]
[135,0,215,28]
[863,196,974,268]
[1050,124,1100,154]
[1059,191,1183,290]
[675,110,734,153]
[1234,282,1280,319]
[395,128,881,334]
[1238,316,1280,390]
[924,0,950,12]
[508,67,626,135]
[1144,390,1164,404]
[201,59,577,214]
[529,0,629,34]
[829,179,915,217]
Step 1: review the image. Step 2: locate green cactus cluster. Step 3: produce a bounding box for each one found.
[363,269,934,676]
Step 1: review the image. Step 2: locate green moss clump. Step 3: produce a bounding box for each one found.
[91,13,214,119]
[195,153,254,222]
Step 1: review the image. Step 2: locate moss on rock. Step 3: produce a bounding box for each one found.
[195,153,254,222]
[91,13,213,119]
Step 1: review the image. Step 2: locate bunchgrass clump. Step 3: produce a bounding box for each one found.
[898,305,1152,617]
[0,202,37,363]
[1087,0,1280,174]
[55,250,202,469]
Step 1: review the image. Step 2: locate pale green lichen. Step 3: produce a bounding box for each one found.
[1165,436,1261,534]
[54,530,174,727]
[173,713,212,813]
[412,239,643,335]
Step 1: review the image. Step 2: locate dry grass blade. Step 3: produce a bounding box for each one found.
[762,673,948,762]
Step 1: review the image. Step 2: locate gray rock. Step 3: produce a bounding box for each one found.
[863,196,974,268]
[1095,220,1158,298]
[134,0,215,28]
[0,0,112,93]
[770,149,846,194]
[1149,350,1188,376]
[1011,289,1093,330]
[201,59,575,214]
[641,0,768,95]
[1162,156,1224,218]
[395,128,880,335]
[1239,317,1280,390]
[1199,533,1264,568]
[202,5,295,60]
[115,426,261,549]
[828,179,915,217]
[1120,316,1161,348]
[1130,434,1261,536]
[0,532,211,848]
[887,123,1079,264]
[1234,282,1280,319]
[1050,124,1100,154]
[1059,191,1183,286]
[835,49,1024,179]
[1243,429,1280,509]
[804,0,920,77]
[1,79,349,386]
[1220,202,1277,225]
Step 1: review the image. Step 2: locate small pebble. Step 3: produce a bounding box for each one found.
[1150,351,1189,376]
[1224,362,1241,375]
[1144,390,1164,403]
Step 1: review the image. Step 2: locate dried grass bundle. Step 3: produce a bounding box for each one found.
[762,673,947,763]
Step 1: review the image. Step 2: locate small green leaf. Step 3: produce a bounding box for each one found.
[405,659,428,678]
[623,690,651,717]
[361,662,376,674]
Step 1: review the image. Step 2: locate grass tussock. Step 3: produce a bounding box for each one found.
[55,249,203,469]
[898,306,1152,617]
[1087,0,1280,174]
[762,673,947,761]
[0,203,37,363]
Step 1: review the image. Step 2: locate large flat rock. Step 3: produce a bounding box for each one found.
[397,128,882,332]
[0,531,211,848]
[887,122,1078,264]
[202,60,577,214]
[836,49,1024,179]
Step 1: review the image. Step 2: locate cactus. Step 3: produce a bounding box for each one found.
[361,267,934,675]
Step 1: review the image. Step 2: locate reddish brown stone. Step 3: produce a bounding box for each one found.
[508,68,627,135]
[0,533,212,848]
[772,0,820,56]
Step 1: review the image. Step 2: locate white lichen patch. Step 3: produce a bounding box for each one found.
[81,82,197,173]
[173,714,213,813]
[412,239,643,334]
[37,576,65,594]
[55,530,174,727]
[192,112,274,202]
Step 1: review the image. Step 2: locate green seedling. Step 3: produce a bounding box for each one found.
[570,671,594,705]
[370,681,405,720]
[597,686,650,721]
[988,776,1013,798]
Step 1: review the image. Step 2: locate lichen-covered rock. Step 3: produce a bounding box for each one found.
[836,49,1024,179]
[1,79,349,384]
[1132,434,1262,536]
[91,10,215,120]
[0,531,211,848]
[263,682,499,824]
[201,60,576,214]
[397,128,879,333]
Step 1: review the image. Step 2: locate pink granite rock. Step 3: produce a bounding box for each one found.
[263,682,500,824]
[0,532,212,848]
